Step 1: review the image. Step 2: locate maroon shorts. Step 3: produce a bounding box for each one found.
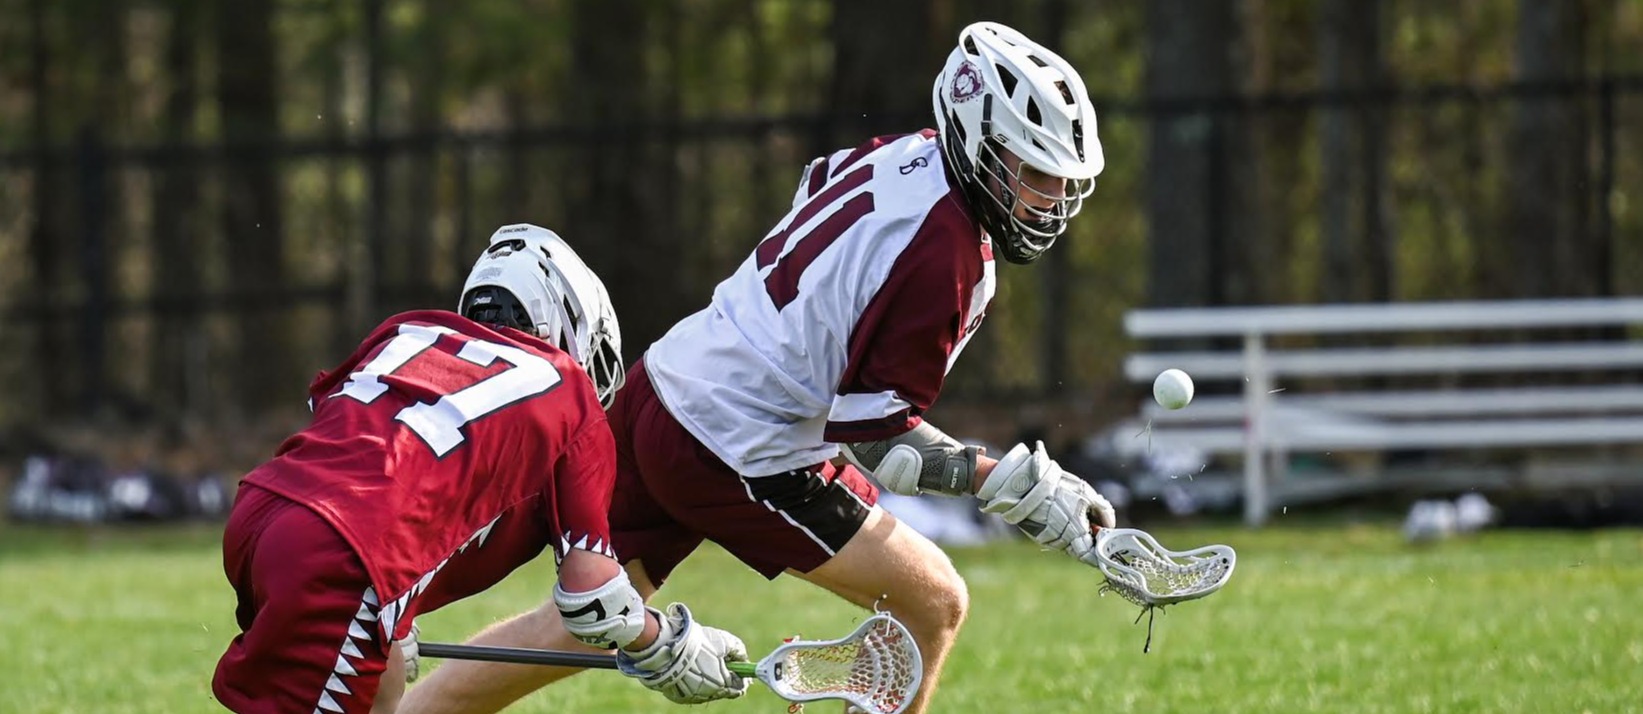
[213,485,556,713]
[609,358,878,585]
[213,485,391,714]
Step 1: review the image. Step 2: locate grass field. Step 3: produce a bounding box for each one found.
[2,521,1640,713]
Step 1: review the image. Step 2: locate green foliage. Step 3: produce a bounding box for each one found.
[1,0,1640,426]
[1389,1,1518,84]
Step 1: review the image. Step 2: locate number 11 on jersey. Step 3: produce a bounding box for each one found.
[755,164,877,310]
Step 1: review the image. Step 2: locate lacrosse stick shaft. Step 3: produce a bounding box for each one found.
[419,642,756,676]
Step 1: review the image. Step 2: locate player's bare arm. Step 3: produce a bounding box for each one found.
[555,547,750,705]
[842,422,1114,567]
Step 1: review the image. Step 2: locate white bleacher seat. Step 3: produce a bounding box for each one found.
[1121,298,1643,526]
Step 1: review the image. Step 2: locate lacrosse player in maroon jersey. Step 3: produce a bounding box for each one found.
[400,22,1115,714]
[212,224,750,714]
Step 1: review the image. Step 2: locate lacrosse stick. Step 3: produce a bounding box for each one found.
[419,611,923,714]
[1091,527,1236,652]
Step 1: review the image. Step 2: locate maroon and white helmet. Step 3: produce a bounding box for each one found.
[459,223,625,408]
[932,22,1104,264]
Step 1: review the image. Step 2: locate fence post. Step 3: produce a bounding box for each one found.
[1243,331,1270,526]
[76,127,109,414]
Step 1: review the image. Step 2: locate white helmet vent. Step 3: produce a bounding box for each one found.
[997,67,1018,95]
[1054,80,1074,104]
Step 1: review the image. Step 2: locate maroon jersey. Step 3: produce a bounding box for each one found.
[243,310,614,621]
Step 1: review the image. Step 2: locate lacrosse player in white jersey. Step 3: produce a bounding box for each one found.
[399,21,1112,714]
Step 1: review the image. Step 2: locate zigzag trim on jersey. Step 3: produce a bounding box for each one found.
[310,585,379,714]
[373,513,503,646]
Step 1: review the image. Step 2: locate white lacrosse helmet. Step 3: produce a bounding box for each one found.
[932,21,1104,264]
[459,223,626,408]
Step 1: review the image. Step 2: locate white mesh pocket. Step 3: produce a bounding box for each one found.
[758,613,922,714]
[1095,528,1236,607]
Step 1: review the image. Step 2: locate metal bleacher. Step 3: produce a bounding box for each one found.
[1120,298,1643,526]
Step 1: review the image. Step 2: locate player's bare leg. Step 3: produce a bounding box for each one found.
[391,608,591,714]
[394,561,659,714]
[372,642,407,713]
[793,506,968,714]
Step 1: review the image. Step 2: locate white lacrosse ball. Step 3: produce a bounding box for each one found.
[1152,369,1194,410]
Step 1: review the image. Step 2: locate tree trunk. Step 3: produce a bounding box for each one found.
[215,0,287,412]
[1508,0,1589,298]
[404,0,446,307]
[1144,0,1243,309]
[565,0,682,354]
[323,8,353,359]
[72,0,127,414]
[1211,1,1262,309]
[1039,0,1071,396]
[1319,0,1393,303]
[151,0,201,418]
[359,0,386,328]
[826,0,936,148]
[28,0,66,416]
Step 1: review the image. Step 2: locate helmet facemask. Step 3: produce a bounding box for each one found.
[973,135,1094,263]
[941,96,1095,264]
[586,334,624,410]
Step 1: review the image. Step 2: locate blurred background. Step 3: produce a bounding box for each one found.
[0,0,1640,529]
[3,3,1643,713]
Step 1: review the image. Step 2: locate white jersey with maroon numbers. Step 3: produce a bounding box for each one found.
[645,131,995,477]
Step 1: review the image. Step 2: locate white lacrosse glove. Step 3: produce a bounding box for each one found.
[977,441,1116,566]
[616,603,751,705]
[400,620,421,683]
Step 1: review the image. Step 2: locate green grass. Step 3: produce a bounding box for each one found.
[2,522,1641,713]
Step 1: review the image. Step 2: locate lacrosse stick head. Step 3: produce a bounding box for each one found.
[1094,528,1235,607]
[753,612,923,714]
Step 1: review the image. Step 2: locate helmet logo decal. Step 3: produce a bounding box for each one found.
[950,60,984,104]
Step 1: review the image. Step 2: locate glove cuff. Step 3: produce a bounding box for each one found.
[977,442,1062,525]
[617,603,695,676]
[975,442,1035,503]
[621,605,677,658]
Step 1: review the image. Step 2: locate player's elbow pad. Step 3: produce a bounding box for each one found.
[554,568,648,650]
[841,422,980,497]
